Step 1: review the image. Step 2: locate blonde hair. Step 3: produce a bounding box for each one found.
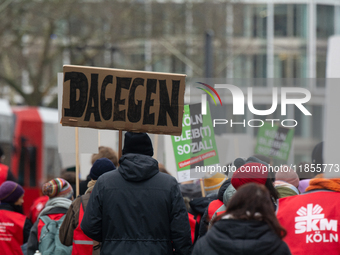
[91,146,118,166]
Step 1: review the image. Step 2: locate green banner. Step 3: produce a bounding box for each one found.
[171,103,219,182]
[255,122,294,161]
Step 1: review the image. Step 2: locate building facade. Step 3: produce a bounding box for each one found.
[1,0,339,166]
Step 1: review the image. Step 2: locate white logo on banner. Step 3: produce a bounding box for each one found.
[0,222,13,241]
[295,203,338,243]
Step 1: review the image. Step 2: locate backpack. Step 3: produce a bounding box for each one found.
[38,215,72,255]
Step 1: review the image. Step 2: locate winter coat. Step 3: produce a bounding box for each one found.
[81,153,192,255]
[192,219,291,255]
[188,195,217,244]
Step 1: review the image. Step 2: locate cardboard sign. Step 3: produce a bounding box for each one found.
[61,65,186,136]
[255,122,294,161]
[172,103,219,182]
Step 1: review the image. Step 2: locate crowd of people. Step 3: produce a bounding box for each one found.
[0,134,337,255]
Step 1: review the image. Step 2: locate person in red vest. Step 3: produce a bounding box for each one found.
[28,195,49,224]
[188,195,216,244]
[0,181,32,255]
[59,158,116,255]
[0,147,17,186]
[198,178,231,238]
[26,178,73,255]
[200,157,278,236]
[277,174,340,255]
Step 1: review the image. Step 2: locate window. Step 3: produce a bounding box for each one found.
[274,4,307,38]
[317,5,334,39]
[274,5,288,37]
[253,54,267,78]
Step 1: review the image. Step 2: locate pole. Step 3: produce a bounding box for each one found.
[200,178,206,197]
[153,134,159,160]
[75,127,80,197]
[118,130,123,160]
[98,130,101,147]
[205,30,214,78]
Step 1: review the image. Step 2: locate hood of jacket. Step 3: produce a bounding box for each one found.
[189,195,217,215]
[180,183,202,199]
[38,196,72,218]
[118,153,159,182]
[205,219,285,254]
[217,179,230,201]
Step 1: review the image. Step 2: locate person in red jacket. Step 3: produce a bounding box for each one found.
[59,158,116,255]
[0,181,32,255]
[277,175,340,255]
[26,178,73,255]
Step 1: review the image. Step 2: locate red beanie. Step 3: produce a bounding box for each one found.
[231,162,268,190]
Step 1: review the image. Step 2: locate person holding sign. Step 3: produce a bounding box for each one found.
[81,132,192,255]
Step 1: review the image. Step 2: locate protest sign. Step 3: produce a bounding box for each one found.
[255,122,294,161]
[172,103,219,182]
[61,65,186,136]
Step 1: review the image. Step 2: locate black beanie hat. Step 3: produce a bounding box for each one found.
[312,142,323,165]
[122,132,153,156]
[90,158,116,180]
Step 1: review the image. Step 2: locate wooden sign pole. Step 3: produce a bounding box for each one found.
[153,134,159,160]
[98,130,101,147]
[118,130,123,160]
[75,127,80,197]
[200,178,206,197]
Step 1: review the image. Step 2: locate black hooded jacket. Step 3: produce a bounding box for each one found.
[81,153,192,255]
[192,219,291,255]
